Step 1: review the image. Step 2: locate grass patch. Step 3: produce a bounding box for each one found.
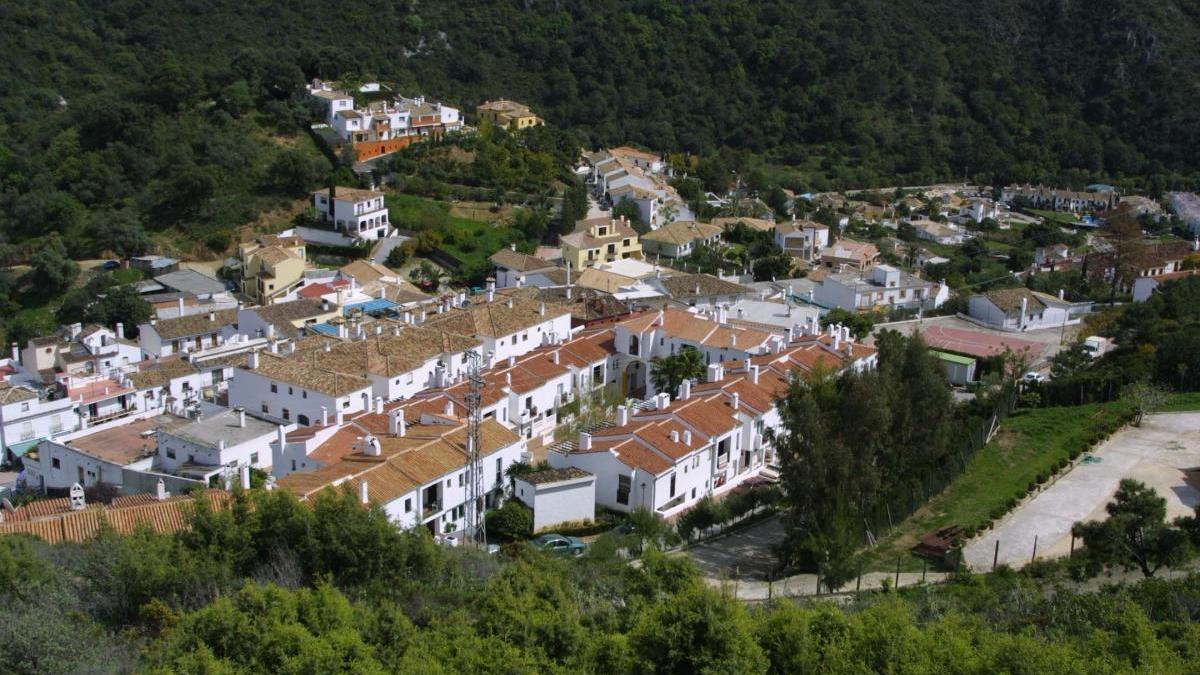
[861,401,1132,572]
[1161,391,1200,412]
[387,194,522,269]
[110,267,144,285]
[1026,209,1081,227]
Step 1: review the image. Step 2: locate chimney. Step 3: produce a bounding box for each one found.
[679,378,692,400]
[218,439,226,451]
[683,430,692,446]
[337,409,345,425]
[656,392,670,410]
[240,465,251,490]
[360,480,369,504]
[338,323,348,339]
[486,288,494,303]
[178,297,185,316]
[321,406,329,426]
[842,326,851,342]
[749,365,760,385]
[1058,288,1065,300]
[539,302,545,316]
[208,311,215,322]
[551,350,560,364]
[265,324,275,340]
[247,350,259,369]
[155,478,168,501]
[444,400,454,417]
[324,341,332,352]
[374,396,384,414]
[670,430,680,443]
[707,363,724,382]
[565,262,572,286]
[238,408,246,427]
[390,408,406,436]
[362,435,381,456]
[276,425,286,452]
[616,405,629,426]
[508,355,517,368]
[731,392,740,411]
[1020,296,1029,329]
[579,432,592,450]
[505,372,511,386]
[833,332,841,352]
[506,298,514,309]
[115,323,124,340]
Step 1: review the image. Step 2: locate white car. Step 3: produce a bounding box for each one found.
[1022,371,1046,383]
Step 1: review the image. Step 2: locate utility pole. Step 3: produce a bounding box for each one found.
[465,350,486,547]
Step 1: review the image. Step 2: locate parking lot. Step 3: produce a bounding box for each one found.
[963,412,1200,569]
[687,515,784,581]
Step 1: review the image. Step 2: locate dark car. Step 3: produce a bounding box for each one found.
[534,533,586,556]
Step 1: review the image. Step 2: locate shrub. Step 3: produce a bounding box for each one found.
[485,500,533,541]
[1035,472,1048,485]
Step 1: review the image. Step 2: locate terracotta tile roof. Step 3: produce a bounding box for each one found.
[979,288,1067,314]
[617,308,774,352]
[423,295,569,338]
[641,220,723,246]
[339,260,395,286]
[252,299,328,326]
[151,309,238,340]
[251,351,373,397]
[252,246,297,266]
[577,268,636,294]
[313,186,384,203]
[127,356,200,390]
[711,217,775,232]
[657,273,752,299]
[489,248,555,272]
[0,491,230,543]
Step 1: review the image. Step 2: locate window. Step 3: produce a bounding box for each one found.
[288,387,294,395]
[52,458,61,469]
[496,457,502,484]
[270,384,278,393]
[167,448,176,459]
[282,408,290,420]
[404,498,412,513]
[691,487,696,499]
[261,403,269,414]
[617,475,631,505]
[669,473,676,498]
[250,452,259,465]
[458,473,464,487]
[302,391,307,399]
[291,460,296,471]
[20,402,29,412]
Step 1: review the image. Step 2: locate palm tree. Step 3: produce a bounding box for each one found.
[650,346,706,397]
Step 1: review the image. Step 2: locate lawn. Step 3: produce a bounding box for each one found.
[111,267,144,285]
[1026,208,1081,227]
[387,194,523,270]
[860,401,1131,572]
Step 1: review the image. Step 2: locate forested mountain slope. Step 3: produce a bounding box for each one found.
[1,0,1198,252]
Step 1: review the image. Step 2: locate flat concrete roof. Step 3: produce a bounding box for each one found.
[153,269,227,296]
[66,415,191,465]
[166,408,278,449]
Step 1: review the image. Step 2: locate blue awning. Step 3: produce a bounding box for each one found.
[343,298,398,316]
[6,438,41,458]
[308,323,340,336]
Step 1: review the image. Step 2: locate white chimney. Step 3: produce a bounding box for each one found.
[321,406,328,426]
[508,355,517,368]
[444,400,454,417]
[707,363,724,382]
[324,341,332,352]
[656,392,670,410]
[115,323,124,340]
[375,396,384,414]
[361,435,381,456]
[240,465,251,490]
[337,409,345,425]
[842,326,851,342]
[265,324,275,340]
[177,297,185,316]
[680,378,692,400]
[247,350,259,369]
[390,409,406,436]
[833,332,842,351]
[276,425,286,452]
[616,405,629,426]
[683,430,692,446]
[238,408,246,427]
[731,392,740,411]
[551,350,560,364]
[155,478,168,501]
[360,480,369,504]
[670,430,680,443]
[1058,288,1065,300]
[539,302,545,316]
[579,432,592,450]
[749,365,760,385]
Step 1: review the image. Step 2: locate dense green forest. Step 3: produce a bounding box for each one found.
[5,487,1200,673]
[3,0,1199,262]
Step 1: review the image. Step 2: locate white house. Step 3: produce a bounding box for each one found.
[967,288,1093,331]
[514,467,596,532]
[311,187,392,242]
[21,414,191,492]
[229,348,374,427]
[775,220,830,261]
[157,407,283,481]
[640,221,724,259]
[138,310,239,360]
[422,294,574,367]
[0,384,78,465]
[812,265,949,312]
[908,219,965,245]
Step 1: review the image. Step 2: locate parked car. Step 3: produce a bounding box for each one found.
[534,533,586,556]
[101,260,120,270]
[1022,371,1046,383]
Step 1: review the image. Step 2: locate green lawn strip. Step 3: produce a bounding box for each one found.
[387,194,520,268]
[861,401,1130,572]
[1161,392,1200,412]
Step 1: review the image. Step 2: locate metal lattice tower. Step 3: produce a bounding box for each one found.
[464,349,486,546]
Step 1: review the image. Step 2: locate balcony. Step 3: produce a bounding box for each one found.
[422,501,441,519]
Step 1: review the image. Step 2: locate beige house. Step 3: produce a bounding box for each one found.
[560,217,642,269]
[477,99,544,130]
[240,237,309,305]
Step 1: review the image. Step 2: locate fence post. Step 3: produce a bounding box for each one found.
[992,539,1000,571]
[894,557,901,589]
[1030,534,1038,564]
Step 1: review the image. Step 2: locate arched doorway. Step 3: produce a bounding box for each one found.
[621,361,646,399]
[297,414,310,426]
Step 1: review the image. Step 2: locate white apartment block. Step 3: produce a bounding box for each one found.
[311,187,392,241]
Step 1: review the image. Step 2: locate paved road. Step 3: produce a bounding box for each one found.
[964,412,1200,570]
[688,515,785,581]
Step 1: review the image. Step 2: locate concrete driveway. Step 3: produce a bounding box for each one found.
[687,515,785,581]
[963,412,1200,570]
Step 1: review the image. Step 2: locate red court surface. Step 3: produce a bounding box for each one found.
[920,325,1044,360]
